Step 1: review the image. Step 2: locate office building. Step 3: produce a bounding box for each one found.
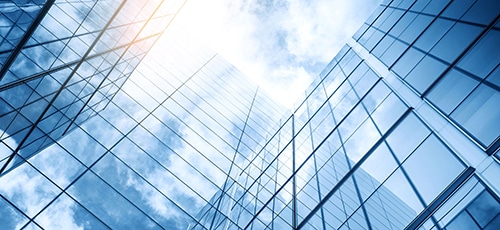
[1,0,500,229]
[0,0,187,174]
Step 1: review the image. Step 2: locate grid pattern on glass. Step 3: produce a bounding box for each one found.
[0,27,288,229]
[0,0,187,175]
[354,0,500,157]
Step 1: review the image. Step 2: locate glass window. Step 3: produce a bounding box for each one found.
[29,143,85,188]
[427,69,479,114]
[398,14,433,44]
[405,56,447,94]
[457,29,500,79]
[386,113,430,162]
[441,0,475,20]
[35,193,108,229]
[402,134,465,204]
[58,127,107,167]
[461,0,500,25]
[360,143,398,185]
[422,0,450,14]
[67,171,160,229]
[414,18,454,53]
[389,11,417,37]
[372,36,394,59]
[430,22,483,63]
[0,161,61,217]
[467,190,500,228]
[344,119,380,164]
[371,93,407,134]
[380,39,407,67]
[364,28,385,52]
[446,211,481,230]
[392,47,424,78]
[379,9,404,32]
[486,65,500,88]
[410,0,431,12]
[451,84,500,147]
[0,196,28,229]
[382,167,424,214]
[353,23,369,41]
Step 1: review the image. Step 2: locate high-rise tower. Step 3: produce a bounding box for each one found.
[0,0,187,174]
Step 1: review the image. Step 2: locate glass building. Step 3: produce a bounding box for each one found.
[1,0,500,229]
[0,0,187,174]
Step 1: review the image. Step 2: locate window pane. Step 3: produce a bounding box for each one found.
[457,29,500,79]
[430,22,483,63]
[405,56,447,94]
[427,69,479,114]
[451,84,500,147]
[402,134,465,204]
[467,190,500,228]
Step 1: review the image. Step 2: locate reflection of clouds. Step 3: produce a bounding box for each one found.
[0,162,63,228]
[34,194,84,230]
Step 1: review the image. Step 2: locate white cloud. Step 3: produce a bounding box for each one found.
[169,0,380,108]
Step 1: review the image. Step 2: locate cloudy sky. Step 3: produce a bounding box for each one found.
[169,0,381,107]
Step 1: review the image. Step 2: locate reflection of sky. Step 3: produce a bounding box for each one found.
[0,24,288,228]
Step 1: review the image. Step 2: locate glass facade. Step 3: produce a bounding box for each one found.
[1,0,500,229]
[0,0,186,174]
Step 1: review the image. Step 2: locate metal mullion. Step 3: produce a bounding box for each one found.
[81,168,165,228]
[353,0,397,43]
[420,15,500,98]
[236,76,368,214]
[388,0,456,71]
[234,169,257,227]
[306,94,327,230]
[238,115,293,176]
[0,42,132,92]
[236,66,362,204]
[171,84,242,143]
[297,107,414,229]
[368,1,417,54]
[75,0,190,126]
[295,61,364,143]
[209,87,259,229]
[233,115,295,209]
[0,194,38,228]
[22,57,224,226]
[92,54,255,215]
[405,167,475,230]
[243,77,385,229]
[187,71,249,125]
[149,101,239,177]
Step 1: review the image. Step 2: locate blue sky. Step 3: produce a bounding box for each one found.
[170,0,381,107]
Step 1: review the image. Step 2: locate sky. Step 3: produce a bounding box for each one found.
[169,0,381,108]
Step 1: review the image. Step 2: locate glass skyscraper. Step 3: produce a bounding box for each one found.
[1,0,500,229]
[0,0,187,174]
